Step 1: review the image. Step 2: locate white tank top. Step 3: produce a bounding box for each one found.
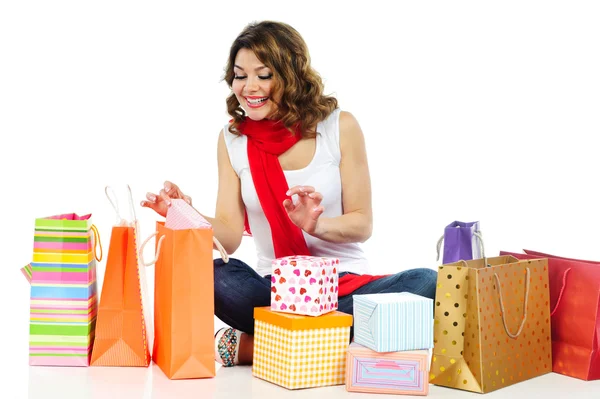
[223,109,369,277]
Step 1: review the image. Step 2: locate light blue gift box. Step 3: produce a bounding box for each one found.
[353,292,433,353]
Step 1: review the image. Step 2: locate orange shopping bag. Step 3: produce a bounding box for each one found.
[140,199,228,379]
[90,186,153,367]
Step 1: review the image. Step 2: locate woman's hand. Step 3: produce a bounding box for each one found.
[141,180,192,217]
[283,185,324,236]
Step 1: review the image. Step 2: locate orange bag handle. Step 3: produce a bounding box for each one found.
[91,224,103,262]
[494,267,531,339]
[550,268,572,317]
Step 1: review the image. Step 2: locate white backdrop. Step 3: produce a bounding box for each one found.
[1,1,599,397]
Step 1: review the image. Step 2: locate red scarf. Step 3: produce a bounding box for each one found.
[239,117,387,295]
[240,118,311,258]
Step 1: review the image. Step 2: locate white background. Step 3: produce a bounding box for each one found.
[1,1,599,398]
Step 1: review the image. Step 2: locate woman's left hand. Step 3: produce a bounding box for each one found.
[283,185,324,236]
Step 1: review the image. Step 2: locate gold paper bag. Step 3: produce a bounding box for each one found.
[430,256,552,393]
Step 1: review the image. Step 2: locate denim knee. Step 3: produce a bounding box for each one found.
[402,267,438,300]
[213,258,245,298]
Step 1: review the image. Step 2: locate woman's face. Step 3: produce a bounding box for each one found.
[232,48,279,121]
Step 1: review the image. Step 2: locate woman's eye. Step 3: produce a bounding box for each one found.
[258,74,273,80]
[234,75,247,80]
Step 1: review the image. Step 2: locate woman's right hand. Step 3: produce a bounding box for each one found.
[141,181,192,217]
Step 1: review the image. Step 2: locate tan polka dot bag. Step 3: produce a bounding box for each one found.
[430,255,552,393]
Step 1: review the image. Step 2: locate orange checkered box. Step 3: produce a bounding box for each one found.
[253,307,353,390]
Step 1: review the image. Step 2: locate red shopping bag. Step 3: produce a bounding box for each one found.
[500,249,600,380]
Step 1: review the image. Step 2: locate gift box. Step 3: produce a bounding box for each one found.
[353,292,433,353]
[253,306,352,389]
[346,342,429,395]
[270,255,339,316]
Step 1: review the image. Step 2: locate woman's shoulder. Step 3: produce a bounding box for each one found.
[314,109,362,164]
[318,109,360,133]
[220,123,248,175]
[338,110,360,133]
[221,123,246,145]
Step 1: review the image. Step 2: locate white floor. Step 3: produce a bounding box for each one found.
[15,362,600,399]
[7,285,600,398]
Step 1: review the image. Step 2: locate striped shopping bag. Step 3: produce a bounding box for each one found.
[25,213,102,366]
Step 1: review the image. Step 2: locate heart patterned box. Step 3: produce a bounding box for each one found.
[270,255,339,316]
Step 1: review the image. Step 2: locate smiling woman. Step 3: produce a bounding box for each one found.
[141,20,437,369]
[231,50,277,118]
[224,20,338,137]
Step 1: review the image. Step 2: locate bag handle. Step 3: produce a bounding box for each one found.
[139,232,166,267]
[213,236,229,263]
[187,203,230,263]
[90,224,103,262]
[473,231,486,264]
[138,231,230,267]
[105,186,125,225]
[105,185,137,225]
[550,268,572,317]
[494,267,531,339]
[436,235,444,261]
[126,185,137,223]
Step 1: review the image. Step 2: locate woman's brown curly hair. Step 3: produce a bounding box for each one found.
[223,21,338,138]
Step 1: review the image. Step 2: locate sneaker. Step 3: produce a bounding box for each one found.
[214,327,243,367]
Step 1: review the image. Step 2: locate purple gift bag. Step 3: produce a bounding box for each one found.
[436,221,484,264]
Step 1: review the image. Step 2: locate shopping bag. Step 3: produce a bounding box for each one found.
[430,255,552,393]
[140,199,229,379]
[90,186,153,367]
[436,221,485,264]
[27,212,102,366]
[500,249,600,380]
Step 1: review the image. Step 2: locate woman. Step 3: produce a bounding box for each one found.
[142,21,437,367]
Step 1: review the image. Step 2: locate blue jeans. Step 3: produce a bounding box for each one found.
[213,258,438,336]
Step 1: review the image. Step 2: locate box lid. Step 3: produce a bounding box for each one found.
[254,306,352,330]
[348,342,428,357]
[356,292,432,305]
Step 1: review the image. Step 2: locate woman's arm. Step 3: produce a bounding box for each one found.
[285,111,373,244]
[144,130,245,254]
[313,111,373,243]
[201,129,246,254]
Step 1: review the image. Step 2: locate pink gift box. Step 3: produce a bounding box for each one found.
[270,255,339,316]
[346,342,429,396]
[165,199,211,230]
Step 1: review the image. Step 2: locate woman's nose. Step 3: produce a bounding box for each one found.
[245,76,259,92]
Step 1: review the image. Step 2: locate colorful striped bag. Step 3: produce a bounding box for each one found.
[22,213,102,366]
